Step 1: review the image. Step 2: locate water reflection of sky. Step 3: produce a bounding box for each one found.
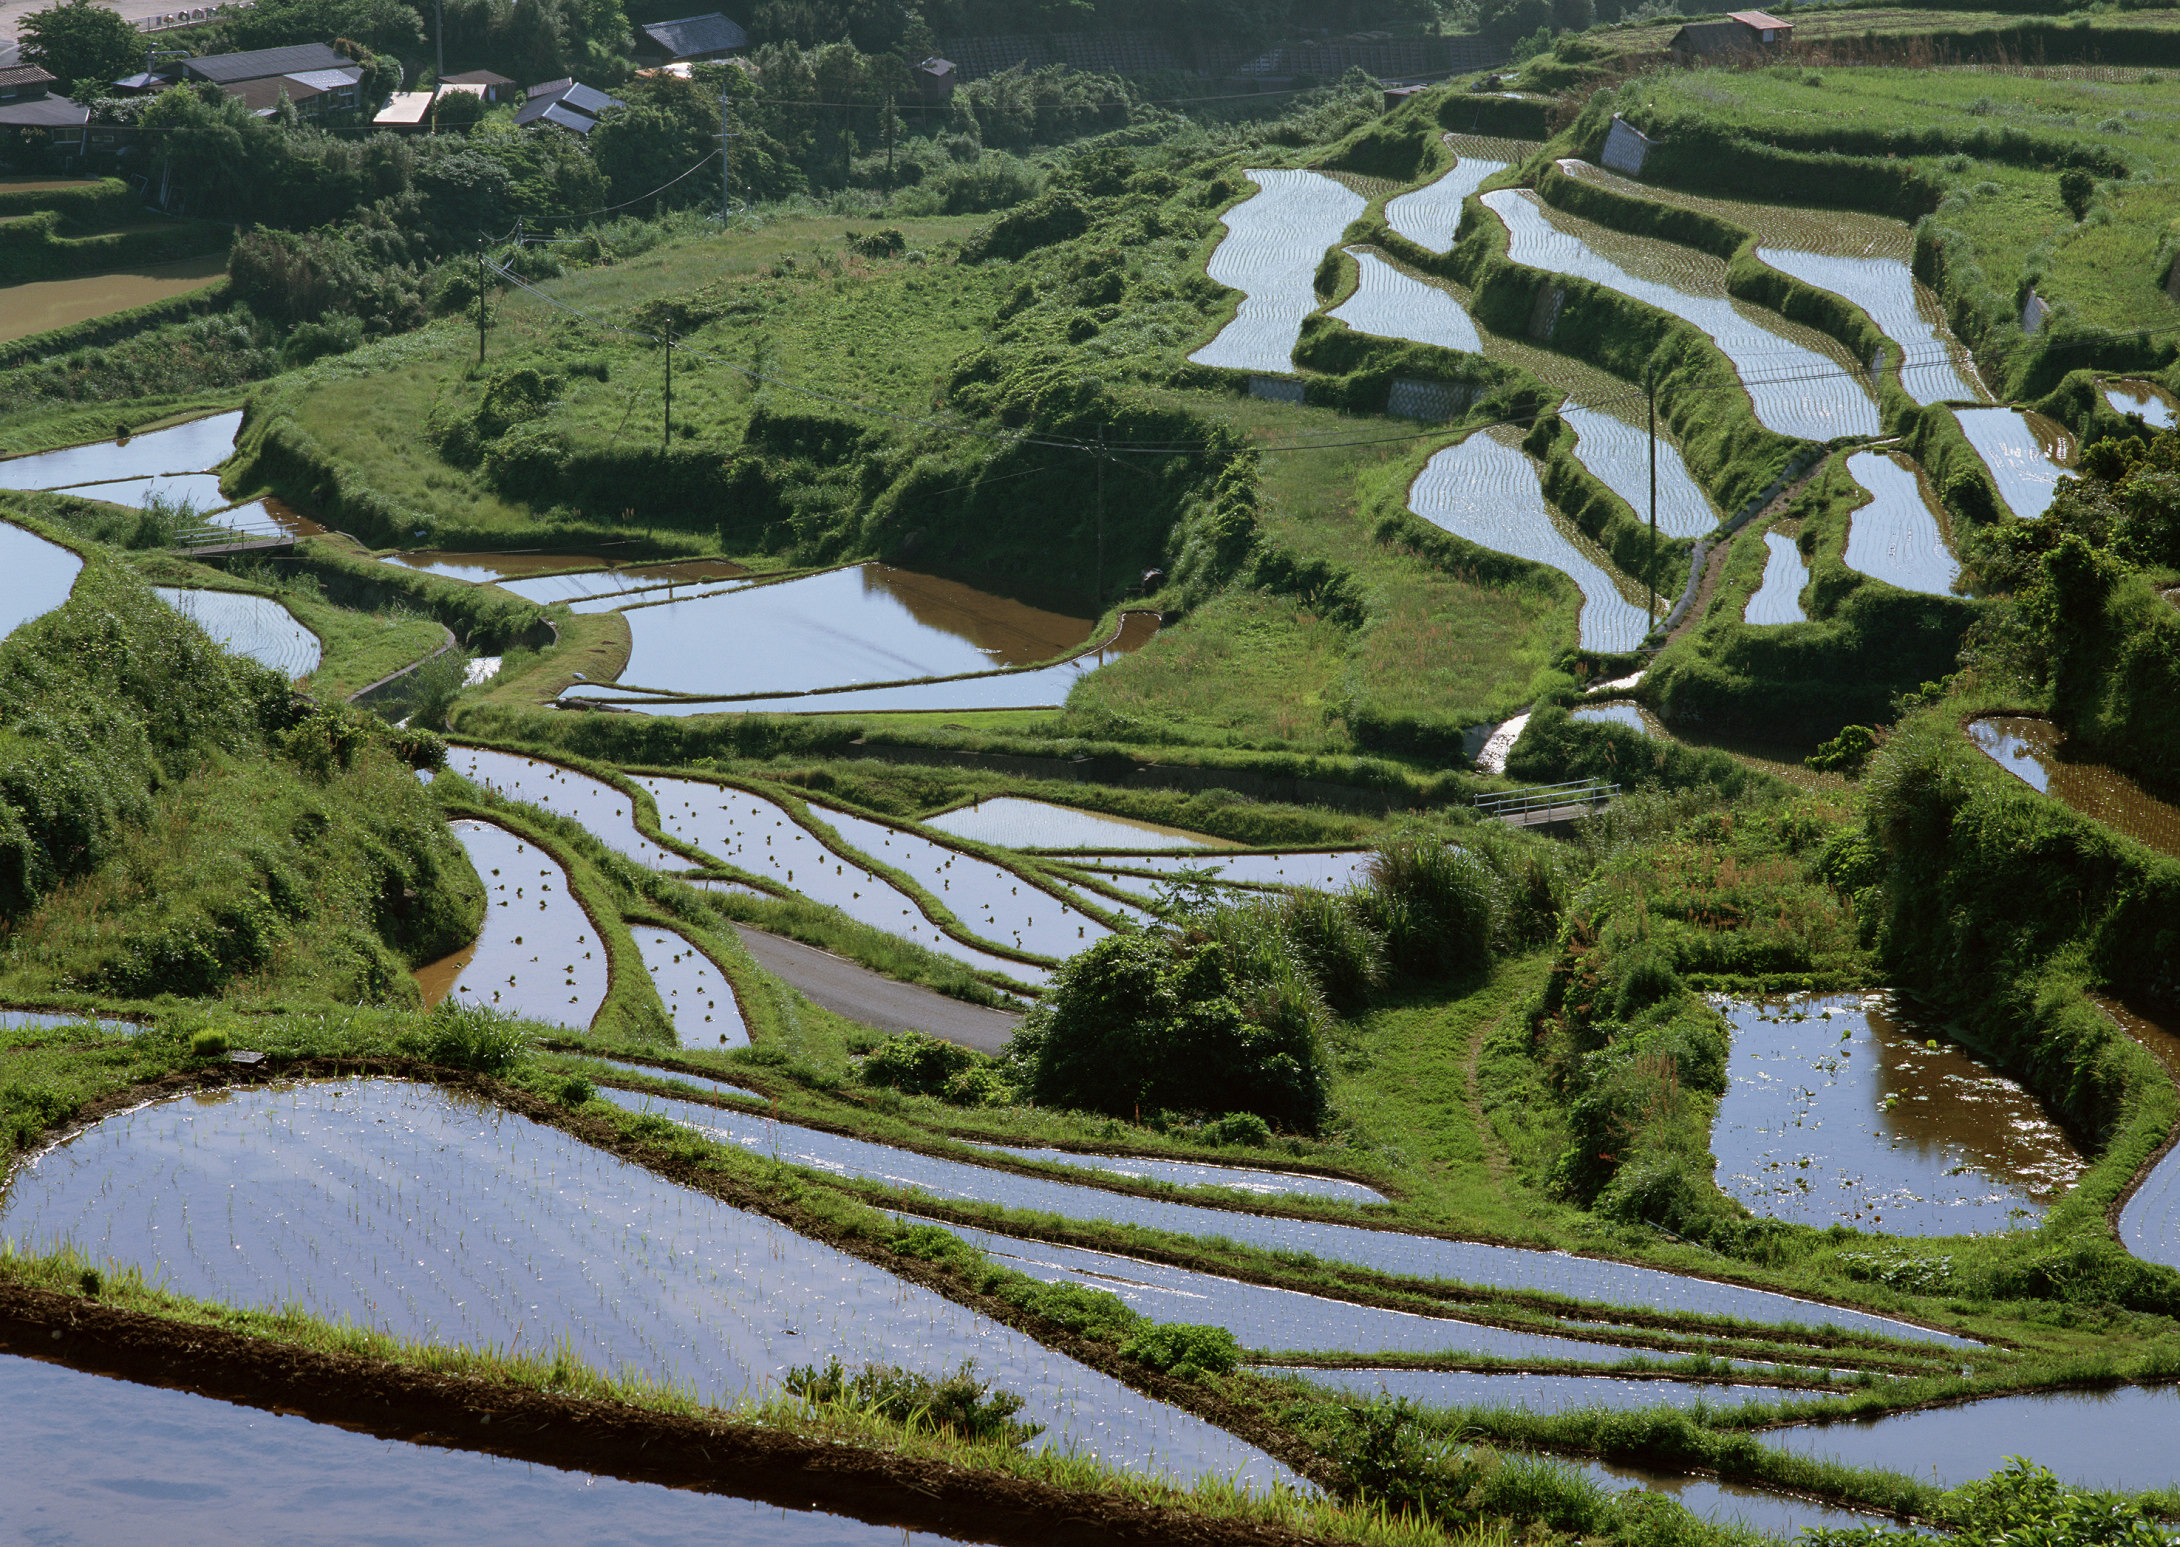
[1968,716,2180,861]
[1714,994,2085,1234]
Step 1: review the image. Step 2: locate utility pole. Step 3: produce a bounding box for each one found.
[883,93,895,190]
[1094,424,1105,614]
[662,331,673,450]
[1646,366,1659,632]
[476,249,487,366]
[720,88,740,221]
[434,0,444,84]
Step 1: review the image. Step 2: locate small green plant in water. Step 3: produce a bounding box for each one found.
[188,1028,231,1058]
[401,1003,527,1074]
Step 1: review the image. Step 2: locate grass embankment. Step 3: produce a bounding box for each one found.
[0,521,478,1012]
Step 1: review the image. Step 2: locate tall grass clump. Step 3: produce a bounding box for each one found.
[784,1357,1042,1448]
[1361,835,1497,981]
[401,1002,529,1074]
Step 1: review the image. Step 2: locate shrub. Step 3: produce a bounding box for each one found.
[1273,890,1386,1013]
[555,1073,594,1107]
[404,1002,527,1073]
[1361,836,1496,980]
[784,1358,1042,1447]
[188,1028,231,1058]
[859,1032,988,1101]
[1117,1321,1240,1379]
[1202,1111,1271,1147]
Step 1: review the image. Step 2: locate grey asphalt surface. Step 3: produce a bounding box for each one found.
[729,924,1022,1054]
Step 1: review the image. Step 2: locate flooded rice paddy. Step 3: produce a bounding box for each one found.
[595,1087,1971,1342]
[924,797,1227,851]
[1568,701,1652,736]
[1058,850,1378,893]
[1841,451,1961,597]
[1713,995,2086,1234]
[1268,1367,1779,1412]
[2103,380,2176,429]
[0,1354,983,1547]
[809,803,1109,960]
[1968,717,2180,861]
[1561,404,1718,540]
[608,564,1096,697]
[937,1220,1663,1364]
[56,471,228,511]
[1408,429,1650,653]
[2111,1004,2180,1272]
[589,1056,765,1102]
[1756,248,1983,406]
[1329,249,1482,353]
[0,410,242,492]
[569,612,1159,717]
[1744,532,1811,625]
[1481,187,1880,442]
[635,774,1050,983]
[0,1007,137,1036]
[443,746,684,869]
[1384,138,1523,254]
[152,587,321,681]
[0,518,82,641]
[496,559,751,605]
[1190,169,1368,375]
[1954,408,2070,520]
[0,252,228,346]
[1766,1384,2180,1492]
[1577,1458,1885,1538]
[0,1080,1296,1490]
[629,925,749,1048]
[966,1143,1387,1202]
[420,820,608,1026]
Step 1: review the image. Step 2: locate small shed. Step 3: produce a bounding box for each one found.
[438,68,514,103]
[372,89,436,130]
[515,79,624,135]
[913,55,955,103]
[1668,10,1793,60]
[635,13,750,66]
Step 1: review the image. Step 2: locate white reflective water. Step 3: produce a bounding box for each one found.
[0,519,81,642]
[589,1056,764,1102]
[1386,152,1515,255]
[1756,247,1982,406]
[967,1144,1387,1203]
[1191,170,1368,374]
[594,1087,1975,1343]
[1408,429,1650,653]
[60,471,229,511]
[1267,1366,1779,1412]
[0,410,241,490]
[1328,249,1481,353]
[0,1354,982,1547]
[1569,702,1648,735]
[443,746,683,869]
[1744,532,1810,625]
[1954,407,2069,520]
[1483,188,1880,441]
[2104,381,2176,429]
[1840,451,1960,597]
[1562,404,1717,540]
[440,820,609,1028]
[153,588,321,680]
[925,798,1225,852]
[0,1080,1300,1492]
[629,925,749,1048]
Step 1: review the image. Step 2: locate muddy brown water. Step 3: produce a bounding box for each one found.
[0,1353,985,1547]
[0,253,228,346]
[1714,994,2087,1234]
[1968,716,2180,861]
[609,563,1097,697]
[0,1079,1297,1490]
[415,820,609,1027]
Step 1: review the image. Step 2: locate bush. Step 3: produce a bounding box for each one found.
[1361,836,1496,980]
[1202,1111,1271,1147]
[859,1032,994,1104]
[188,1028,231,1058]
[1117,1321,1240,1380]
[403,1002,527,1073]
[1272,890,1386,1013]
[783,1358,1042,1447]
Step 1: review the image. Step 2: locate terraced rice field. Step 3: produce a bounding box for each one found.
[1561,404,1718,539]
[1569,701,1651,735]
[1840,451,1961,597]
[0,519,82,641]
[924,798,1228,851]
[443,746,684,869]
[1481,187,1881,441]
[1712,996,2085,1233]
[1190,169,1367,374]
[1744,532,1811,624]
[1056,850,1378,893]
[1328,249,1482,353]
[1407,428,1650,652]
[596,1085,1971,1343]
[0,411,240,492]
[1384,136,1528,254]
[2103,380,2176,429]
[966,1143,1387,1202]
[153,587,322,680]
[0,1080,1298,1490]
[1954,408,2071,520]
[629,925,748,1047]
[1968,717,2180,862]
[1,1354,970,1547]
[421,819,610,1026]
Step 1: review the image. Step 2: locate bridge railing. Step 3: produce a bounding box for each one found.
[1472,778,1618,822]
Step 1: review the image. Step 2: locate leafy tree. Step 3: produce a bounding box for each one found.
[2059,167,2095,221]
[227,0,426,60]
[1478,0,1553,43]
[20,0,143,94]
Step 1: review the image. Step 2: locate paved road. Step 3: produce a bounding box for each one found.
[729,924,1022,1055]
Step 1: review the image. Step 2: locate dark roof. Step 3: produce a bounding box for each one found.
[516,98,605,133]
[183,43,352,84]
[440,68,514,86]
[0,63,57,89]
[560,81,619,114]
[639,13,749,58]
[0,95,87,127]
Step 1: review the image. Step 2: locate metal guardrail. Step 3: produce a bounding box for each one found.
[1472,778,1618,822]
[136,3,250,32]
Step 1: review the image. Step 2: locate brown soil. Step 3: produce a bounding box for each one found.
[0,1279,1327,1547]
